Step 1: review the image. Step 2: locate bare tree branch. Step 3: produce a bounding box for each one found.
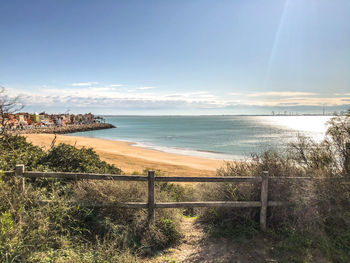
[0,87,24,135]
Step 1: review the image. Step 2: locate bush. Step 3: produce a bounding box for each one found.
[43,143,122,174]
[153,218,183,248]
[0,135,46,171]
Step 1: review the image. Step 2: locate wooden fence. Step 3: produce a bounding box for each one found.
[5,164,348,231]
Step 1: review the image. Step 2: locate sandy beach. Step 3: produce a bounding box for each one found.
[24,134,225,177]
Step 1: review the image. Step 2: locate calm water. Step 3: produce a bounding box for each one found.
[69,116,332,160]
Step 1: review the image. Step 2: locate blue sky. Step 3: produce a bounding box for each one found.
[1,0,349,115]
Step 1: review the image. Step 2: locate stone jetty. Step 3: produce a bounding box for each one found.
[14,123,115,134]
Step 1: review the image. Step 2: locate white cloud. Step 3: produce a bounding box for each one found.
[239,97,349,107]
[90,87,117,92]
[109,84,123,87]
[247,91,316,97]
[333,93,350,96]
[12,87,225,109]
[71,82,99,87]
[138,86,156,90]
[5,85,350,112]
[165,91,210,98]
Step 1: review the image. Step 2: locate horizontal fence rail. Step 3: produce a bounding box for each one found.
[39,201,149,209]
[19,171,262,183]
[2,171,15,176]
[2,164,349,231]
[155,176,262,182]
[37,201,287,208]
[22,171,148,181]
[269,176,350,182]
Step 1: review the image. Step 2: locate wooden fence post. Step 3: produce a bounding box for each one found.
[148,170,155,224]
[15,164,25,192]
[260,171,269,231]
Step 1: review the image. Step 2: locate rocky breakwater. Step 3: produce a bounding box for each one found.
[16,123,116,134]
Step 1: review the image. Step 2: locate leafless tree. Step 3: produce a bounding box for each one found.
[0,86,24,136]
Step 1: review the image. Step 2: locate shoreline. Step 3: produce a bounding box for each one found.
[123,140,238,161]
[24,134,225,177]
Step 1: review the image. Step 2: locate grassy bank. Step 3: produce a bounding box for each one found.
[0,136,183,262]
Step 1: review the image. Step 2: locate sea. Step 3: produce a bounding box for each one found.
[69,116,332,160]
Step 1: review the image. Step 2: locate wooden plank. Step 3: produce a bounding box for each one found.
[2,171,15,176]
[15,164,25,176]
[269,177,350,182]
[39,200,148,208]
[260,171,269,231]
[23,171,148,181]
[155,176,261,183]
[15,164,25,193]
[269,177,313,180]
[38,201,287,208]
[103,202,147,208]
[23,172,261,183]
[38,200,288,209]
[268,201,288,207]
[148,171,155,223]
[17,171,350,183]
[155,201,262,208]
[315,177,350,182]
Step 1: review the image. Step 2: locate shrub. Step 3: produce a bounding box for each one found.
[153,218,182,248]
[0,135,46,171]
[43,143,122,174]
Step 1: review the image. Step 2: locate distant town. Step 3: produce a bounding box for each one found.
[270,108,348,116]
[1,112,105,131]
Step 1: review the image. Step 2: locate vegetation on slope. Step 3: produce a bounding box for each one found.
[0,136,182,262]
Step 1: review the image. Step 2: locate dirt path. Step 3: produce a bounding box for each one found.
[152,217,273,263]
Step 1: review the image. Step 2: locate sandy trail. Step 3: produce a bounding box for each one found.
[151,217,271,263]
